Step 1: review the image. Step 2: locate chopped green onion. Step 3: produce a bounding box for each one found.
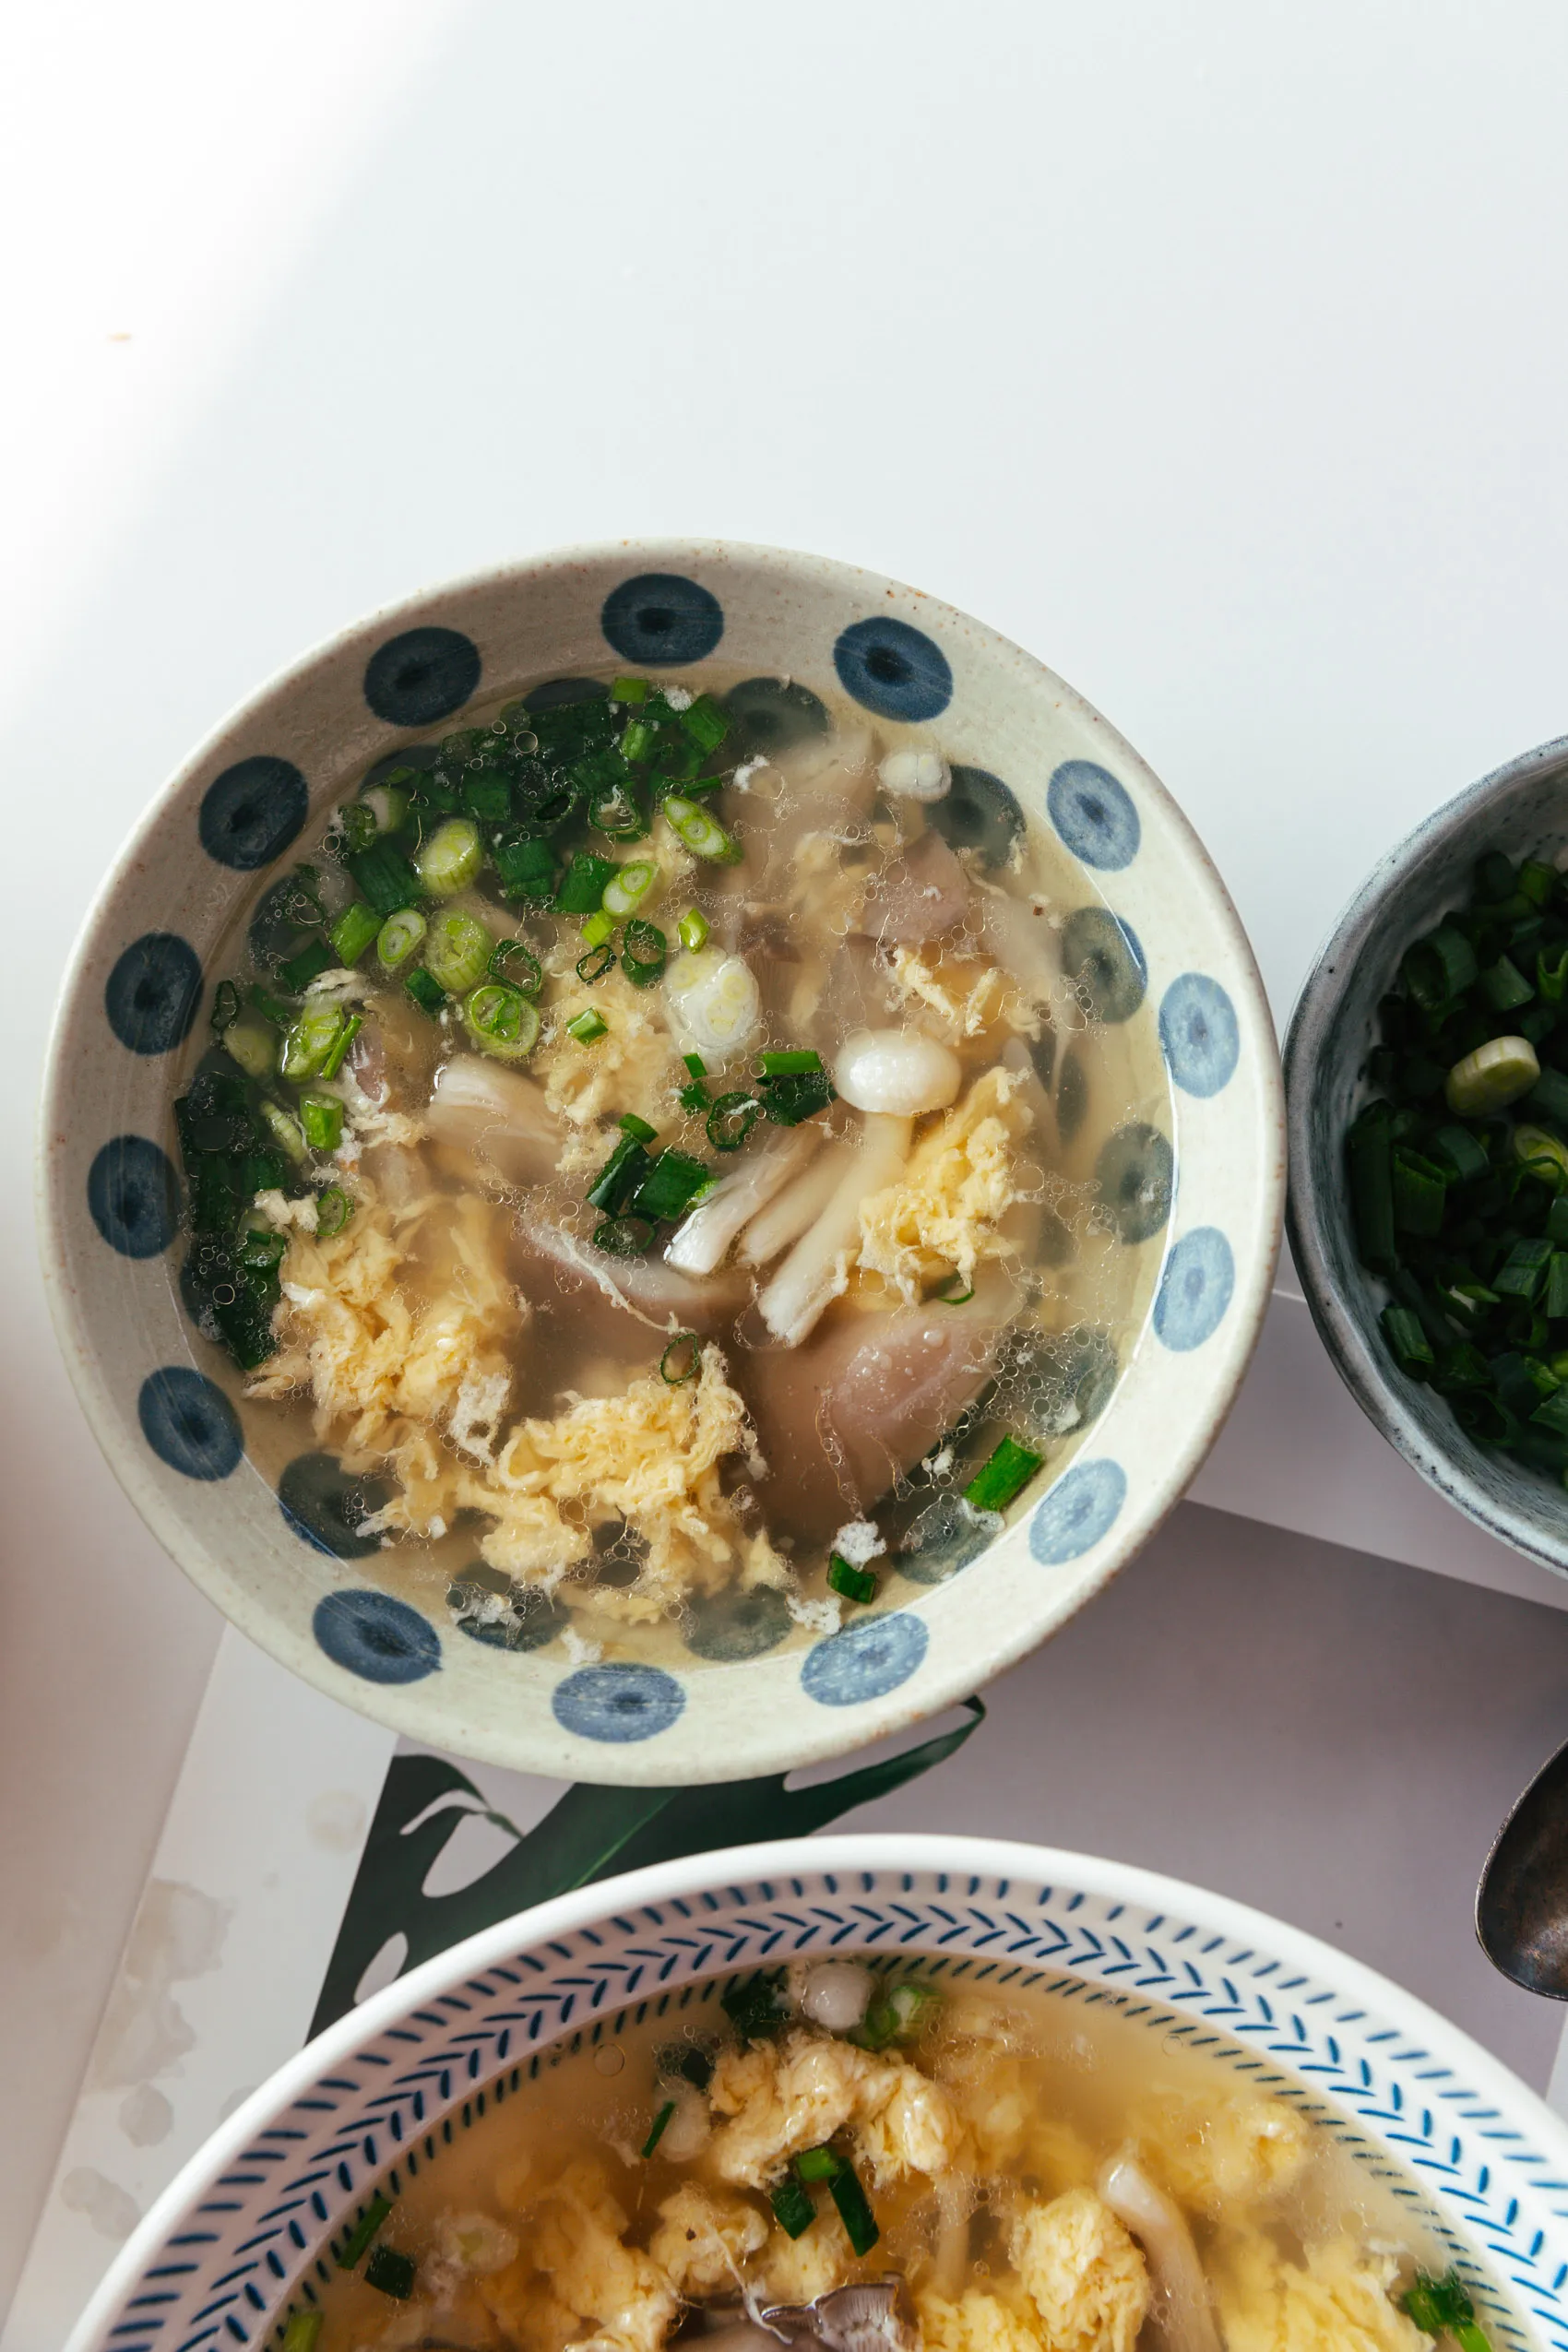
[221,1008,279,1080]
[1539,945,1568,1004]
[1531,1066,1568,1123]
[555,851,618,912]
[493,833,556,901]
[662,793,742,863]
[346,839,422,916]
[360,781,410,837]
[1549,1253,1568,1320]
[588,782,647,838]
[460,764,513,823]
[1445,1035,1539,1115]
[1479,955,1535,1014]
[282,2314,325,2352]
[1520,857,1557,907]
[463,984,540,1062]
[280,936,333,993]
[678,908,710,953]
[632,1149,712,1221]
[300,1094,343,1153]
[757,1049,824,1076]
[760,1067,836,1125]
[315,1008,359,1080]
[1402,923,1479,1011]
[721,1967,790,2040]
[1347,1104,1396,1270]
[829,2163,880,2256]
[603,858,659,920]
[1381,1302,1435,1376]
[588,1134,655,1214]
[661,1333,700,1384]
[1391,1146,1446,1238]
[567,1008,609,1044]
[938,1273,975,1304]
[1429,1123,1489,1183]
[612,674,649,703]
[316,1185,354,1237]
[858,1980,941,2049]
[405,967,447,1016]
[794,2145,844,2182]
[491,938,543,996]
[336,2192,392,2270]
[579,909,615,949]
[576,943,617,983]
[770,2177,816,2239]
[642,2099,677,2157]
[364,2245,417,2301]
[376,907,428,973]
[679,1079,711,1111]
[1477,851,1516,902]
[338,801,378,856]
[707,1091,761,1152]
[621,718,657,764]
[280,1004,348,1082]
[592,1214,655,1256]
[1514,1123,1568,1189]
[412,815,482,898]
[683,1052,707,1078]
[964,1436,1045,1513]
[1495,1237,1554,1301]
[210,978,242,1033]
[620,1112,659,1142]
[329,900,384,968]
[424,908,493,993]
[621,919,668,988]
[680,693,730,751]
[1534,1384,1568,1434]
[828,1554,878,1604]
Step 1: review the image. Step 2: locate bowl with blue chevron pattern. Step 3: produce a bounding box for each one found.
[38,541,1282,1784]
[63,1834,1568,2352]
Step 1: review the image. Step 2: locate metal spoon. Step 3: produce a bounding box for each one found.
[1477,1733,1568,1995]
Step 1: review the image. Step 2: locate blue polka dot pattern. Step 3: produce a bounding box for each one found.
[1159,972,1241,1098]
[89,1134,180,1258]
[198,756,309,871]
[363,626,481,727]
[279,1453,389,1560]
[834,617,953,722]
[684,1586,793,1661]
[1061,909,1146,1024]
[552,1664,686,1742]
[1155,1227,1236,1352]
[1047,761,1140,871]
[137,1367,243,1481]
[314,1590,441,1684]
[802,1611,929,1706]
[601,575,724,667]
[528,676,612,709]
[104,932,203,1056]
[1029,1459,1127,1565]
[1095,1122,1175,1244]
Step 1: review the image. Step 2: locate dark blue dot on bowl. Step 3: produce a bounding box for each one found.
[683,1585,793,1661]
[1060,907,1147,1025]
[89,1134,180,1258]
[362,741,445,789]
[527,676,612,710]
[448,1569,569,1653]
[279,1453,391,1560]
[104,932,203,1055]
[363,626,481,728]
[722,677,829,758]
[1159,972,1241,1099]
[600,575,724,667]
[833,617,953,722]
[1095,1122,1175,1245]
[1047,761,1141,872]
[928,766,1024,869]
[895,1494,994,1585]
[1155,1227,1236,1352]
[137,1366,243,1480]
[314,1589,441,1684]
[198,756,309,872]
[801,1610,929,1706]
[552,1663,686,1742]
[1029,1459,1127,1566]
[1057,1048,1089,1145]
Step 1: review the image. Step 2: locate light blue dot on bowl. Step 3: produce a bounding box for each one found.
[553,1664,686,1742]
[1048,761,1140,871]
[802,1611,929,1706]
[1155,1227,1235,1352]
[314,1590,441,1684]
[137,1367,243,1481]
[1159,972,1240,1098]
[363,626,481,727]
[601,575,724,667]
[1061,908,1146,1024]
[89,1134,180,1258]
[198,755,309,872]
[1029,1459,1127,1565]
[834,617,952,722]
[1094,1121,1175,1244]
[104,932,203,1055]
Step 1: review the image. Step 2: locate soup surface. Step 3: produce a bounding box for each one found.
[170,671,1170,1664]
[301,1955,1485,2352]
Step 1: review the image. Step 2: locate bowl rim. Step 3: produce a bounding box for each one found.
[1284,730,1568,1575]
[65,1827,1568,2352]
[37,535,1285,1780]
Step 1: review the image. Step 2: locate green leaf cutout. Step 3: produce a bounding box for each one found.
[309,1698,985,2040]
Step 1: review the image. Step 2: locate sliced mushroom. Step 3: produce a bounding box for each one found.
[740,1140,854,1265]
[427,1053,562,1186]
[666,1126,822,1277]
[762,2282,921,2352]
[756,1113,911,1346]
[1099,2156,1223,2352]
[854,831,971,944]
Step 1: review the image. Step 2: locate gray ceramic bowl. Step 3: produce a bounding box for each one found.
[1286,732,1568,1574]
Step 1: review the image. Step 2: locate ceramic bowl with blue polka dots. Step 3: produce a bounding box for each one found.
[39,542,1283,1785]
[63,1834,1566,2352]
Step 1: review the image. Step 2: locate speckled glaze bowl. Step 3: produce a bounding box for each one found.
[1287,733,1568,1575]
[39,541,1282,1784]
[64,1834,1564,2352]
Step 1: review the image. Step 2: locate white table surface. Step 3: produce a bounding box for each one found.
[7,0,1568,2331]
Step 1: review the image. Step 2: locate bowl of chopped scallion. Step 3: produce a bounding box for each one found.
[1287,730,1568,1572]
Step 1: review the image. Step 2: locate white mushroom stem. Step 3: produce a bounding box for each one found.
[740,1139,854,1265]
[427,1054,561,1184]
[665,1126,822,1276]
[1099,2156,1223,2352]
[757,1113,910,1347]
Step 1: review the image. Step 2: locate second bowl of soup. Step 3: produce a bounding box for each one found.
[40,541,1281,1779]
